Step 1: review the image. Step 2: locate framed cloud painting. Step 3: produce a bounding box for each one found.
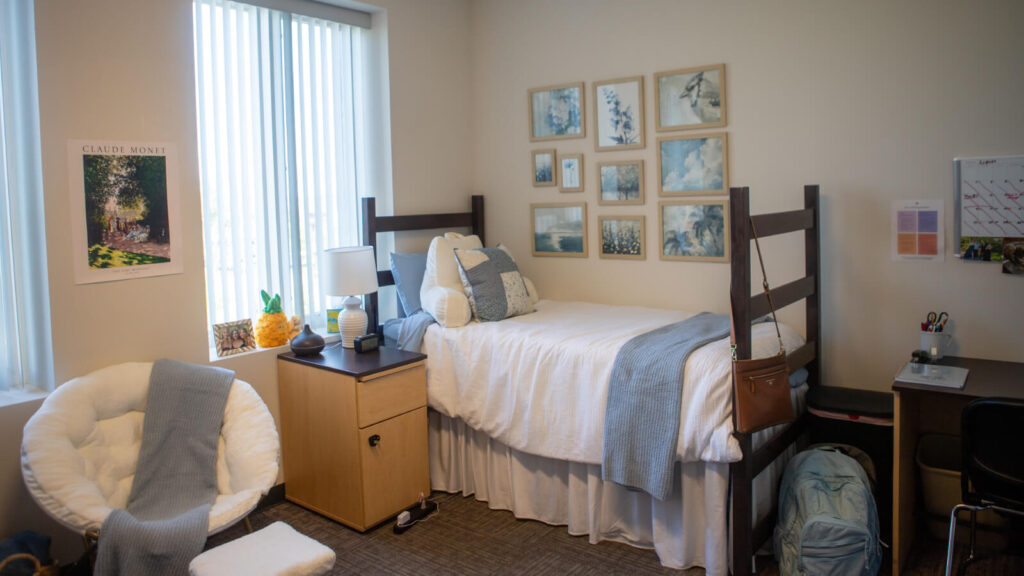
[532,202,588,257]
[659,200,729,262]
[593,76,644,151]
[658,133,727,196]
[655,63,726,132]
[528,82,585,142]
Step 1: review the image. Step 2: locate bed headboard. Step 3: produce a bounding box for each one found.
[360,195,484,333]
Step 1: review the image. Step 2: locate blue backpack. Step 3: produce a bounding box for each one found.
[774,447,881,575]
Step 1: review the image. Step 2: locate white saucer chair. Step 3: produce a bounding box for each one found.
[21,362,280,543]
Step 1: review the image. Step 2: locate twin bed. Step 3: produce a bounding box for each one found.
[360,187,821,575]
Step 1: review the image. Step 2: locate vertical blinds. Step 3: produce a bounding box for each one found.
[193,0,366,333]
[0,0,53,392]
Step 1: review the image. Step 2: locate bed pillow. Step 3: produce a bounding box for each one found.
[495,243,540,305]
[389,252,428,316]
[420,233,483,327]
[453,245,533,322]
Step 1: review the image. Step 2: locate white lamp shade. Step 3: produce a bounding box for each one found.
[320,246,379,297]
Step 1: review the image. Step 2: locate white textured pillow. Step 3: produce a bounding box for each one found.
[420,233,482,327]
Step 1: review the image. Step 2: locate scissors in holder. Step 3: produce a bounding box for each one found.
[934,312,949,332]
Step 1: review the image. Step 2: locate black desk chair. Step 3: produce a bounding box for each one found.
[945,398,1024,576]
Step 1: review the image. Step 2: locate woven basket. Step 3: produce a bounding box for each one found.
[0,553,59,576]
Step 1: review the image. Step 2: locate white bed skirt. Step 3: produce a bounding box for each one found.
[428,410,798,575]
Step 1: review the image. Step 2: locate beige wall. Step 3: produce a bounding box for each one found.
[5,0,1023,561]
[3,0,473,560]
[469,0,1024,392]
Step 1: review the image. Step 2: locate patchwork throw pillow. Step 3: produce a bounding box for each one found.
[453,246,533,322]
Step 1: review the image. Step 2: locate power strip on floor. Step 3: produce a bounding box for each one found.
[393,500,438,534]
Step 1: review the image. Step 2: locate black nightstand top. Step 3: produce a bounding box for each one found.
[278,344,426,378]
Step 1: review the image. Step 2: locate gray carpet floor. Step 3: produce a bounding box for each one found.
[206,493,1024,575]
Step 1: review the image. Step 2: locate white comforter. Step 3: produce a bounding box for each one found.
[422,300,805,466]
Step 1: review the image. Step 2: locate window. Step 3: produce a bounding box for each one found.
[0,1,54,392]
[193,0,369,341]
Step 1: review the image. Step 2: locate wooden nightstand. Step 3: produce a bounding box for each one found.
[277,345,429,531]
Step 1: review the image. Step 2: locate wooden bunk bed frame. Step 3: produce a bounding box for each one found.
[360,185,821,576]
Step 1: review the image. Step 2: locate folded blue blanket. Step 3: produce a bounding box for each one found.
[602,313,731,500]
[94,359,234,576]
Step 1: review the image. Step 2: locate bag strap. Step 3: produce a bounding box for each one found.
[730,217,785,358]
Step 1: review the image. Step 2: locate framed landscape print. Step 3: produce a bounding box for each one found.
[658,132,728,196]
[559,154,584,192]
[593,76,644,151]
[528,82,585,141]
[532,149,557,187]
[655,63,726,132]
[599,215,645,260]
[659,200,729,262]
[532,202,588,257]
[598,160,644,205]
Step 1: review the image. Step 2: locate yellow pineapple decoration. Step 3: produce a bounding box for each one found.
[254,290,292,347]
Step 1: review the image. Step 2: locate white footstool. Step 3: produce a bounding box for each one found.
[190,521,336,576]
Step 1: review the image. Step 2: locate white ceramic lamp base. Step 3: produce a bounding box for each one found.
[339,295,367,349]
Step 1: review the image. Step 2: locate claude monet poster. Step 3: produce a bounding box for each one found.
[68,141,182,284]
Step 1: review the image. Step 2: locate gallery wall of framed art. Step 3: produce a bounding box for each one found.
[525,63,730,265]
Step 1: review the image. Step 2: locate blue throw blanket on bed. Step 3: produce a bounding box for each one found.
[385,311,436,352]
[602,312,731,501]
[94,359,234,576]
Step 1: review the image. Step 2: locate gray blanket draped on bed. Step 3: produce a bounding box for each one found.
[94,359,234,576]
[602,312,731,501]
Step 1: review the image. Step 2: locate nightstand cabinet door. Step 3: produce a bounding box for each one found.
[360,406,430,525]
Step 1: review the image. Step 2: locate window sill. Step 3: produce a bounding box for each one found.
[0,387,48,409]
[209,333,340,363]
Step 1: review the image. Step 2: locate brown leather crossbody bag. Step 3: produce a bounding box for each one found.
[731,218,794,434]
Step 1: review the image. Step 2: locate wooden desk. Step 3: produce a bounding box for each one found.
[892,356,1024,575]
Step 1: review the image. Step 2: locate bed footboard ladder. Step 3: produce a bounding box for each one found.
[729,185,820,576]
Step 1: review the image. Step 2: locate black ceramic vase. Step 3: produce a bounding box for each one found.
[290,324,325,356]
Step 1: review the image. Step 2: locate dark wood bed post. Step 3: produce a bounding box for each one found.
[804,185,821,388]
[361,196,381,336]
[729,187,755,576]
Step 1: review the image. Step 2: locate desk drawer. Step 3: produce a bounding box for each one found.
[356,363,425,427]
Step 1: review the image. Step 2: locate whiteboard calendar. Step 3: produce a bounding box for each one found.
[954,156,1024,268]
[955,156,1024,238]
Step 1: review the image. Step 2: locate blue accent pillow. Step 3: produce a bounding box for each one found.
[453,246,533,322]
[390,252,428,316]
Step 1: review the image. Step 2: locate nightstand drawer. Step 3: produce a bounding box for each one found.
[356,362,426,427]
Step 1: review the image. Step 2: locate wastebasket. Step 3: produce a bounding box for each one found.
[916,434,1006,545]
[806,386,894,544]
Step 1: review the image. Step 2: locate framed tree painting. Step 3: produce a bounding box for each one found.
[528,82,585,141]
[559,154,584,192]
[657,132,728,196]
[532,202,588,257]
[599,215,645,260]
[654,63,726,132]
[532,149,557,187]
[593,76,644,151]
[659,199,729,262]
[598,160,644,205]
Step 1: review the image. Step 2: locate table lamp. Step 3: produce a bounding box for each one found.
[320,246,379,348]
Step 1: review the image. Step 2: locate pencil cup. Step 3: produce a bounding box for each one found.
[920,331,951,360]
